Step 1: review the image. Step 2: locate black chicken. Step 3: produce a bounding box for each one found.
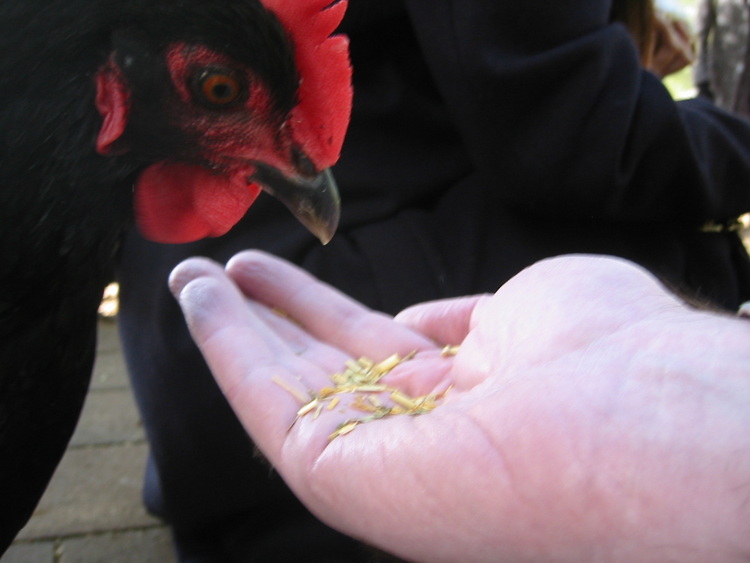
[0,0,352,552]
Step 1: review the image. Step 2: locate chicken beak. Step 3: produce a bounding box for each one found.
[250,164,341,245]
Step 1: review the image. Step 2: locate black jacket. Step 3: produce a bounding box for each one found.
[117,1,750,559]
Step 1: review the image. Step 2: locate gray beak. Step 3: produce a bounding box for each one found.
[251,164,341,245]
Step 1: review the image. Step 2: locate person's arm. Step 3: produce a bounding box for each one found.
[403,0,750,224]
[171,250,750,563]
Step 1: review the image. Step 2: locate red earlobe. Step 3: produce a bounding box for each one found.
[94,57,130,155]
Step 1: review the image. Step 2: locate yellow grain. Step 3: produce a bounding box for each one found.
[272,375,310,404]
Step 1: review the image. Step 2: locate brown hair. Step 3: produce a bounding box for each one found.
[610,0,657,67]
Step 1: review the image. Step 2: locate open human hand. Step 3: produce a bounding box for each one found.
[170,251,750,563]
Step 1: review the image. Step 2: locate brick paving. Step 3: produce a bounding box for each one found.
[2,320,176,563]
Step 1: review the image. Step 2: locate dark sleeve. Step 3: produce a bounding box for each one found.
[403,0,750,225]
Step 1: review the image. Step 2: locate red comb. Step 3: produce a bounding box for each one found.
[260,0,352,169]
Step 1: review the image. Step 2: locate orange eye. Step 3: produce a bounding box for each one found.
[198,72,242,106]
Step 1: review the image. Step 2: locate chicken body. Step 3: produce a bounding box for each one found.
[0,0,350,551]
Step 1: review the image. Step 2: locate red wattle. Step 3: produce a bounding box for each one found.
[134,162,261,244]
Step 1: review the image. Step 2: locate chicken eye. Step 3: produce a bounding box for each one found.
[197,71,243,107]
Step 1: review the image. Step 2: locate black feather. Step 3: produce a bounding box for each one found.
[0,0,298,551]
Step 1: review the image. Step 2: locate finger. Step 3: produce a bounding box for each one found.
[234,295,342,370]
[171,258,351,374]
[671,19,695,48]
[171,257,444,467]
[170,257,302,365]
[394,295,486,346]
[170,258,343,461]
[168,255,225,296]
[225,250,436,360]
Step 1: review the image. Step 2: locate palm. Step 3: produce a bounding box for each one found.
[171,251,750,563]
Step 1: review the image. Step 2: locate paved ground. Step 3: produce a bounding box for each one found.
[2,319,177,563]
